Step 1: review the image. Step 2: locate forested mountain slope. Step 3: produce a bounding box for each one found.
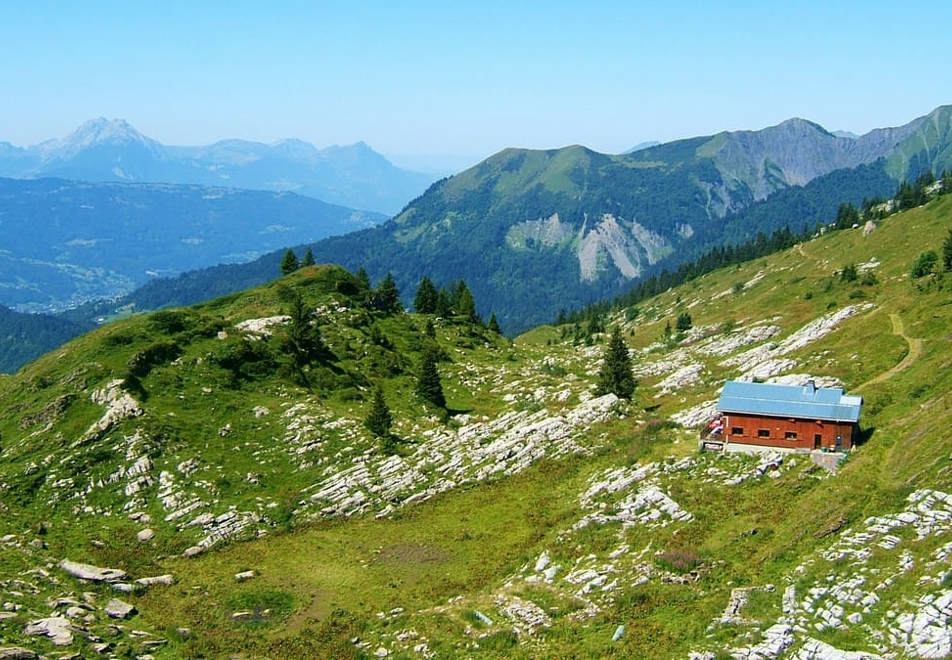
[102,106,951,333]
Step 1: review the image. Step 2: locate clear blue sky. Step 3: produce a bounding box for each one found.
[1,1,950,162]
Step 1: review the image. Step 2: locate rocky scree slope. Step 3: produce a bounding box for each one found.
[0,197,951,656]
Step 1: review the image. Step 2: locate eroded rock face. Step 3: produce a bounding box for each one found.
[59,559,126,583]
[78,380,143,444]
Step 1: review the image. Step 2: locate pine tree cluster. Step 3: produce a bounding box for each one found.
[413,277,489,327]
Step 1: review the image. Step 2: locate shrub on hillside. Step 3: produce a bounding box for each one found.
[127,341,183,377]
[911,251,938,279]
[656,548,703,573]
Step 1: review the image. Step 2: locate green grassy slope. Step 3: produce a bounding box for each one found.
[0,197,950,657]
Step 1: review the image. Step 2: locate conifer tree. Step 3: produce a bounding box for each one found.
[280,249,299,275]
[372,273,402,313]
[595,326,635,399]
[355,266,371,291]
[414,276,439,313]
[835,203,860,229]
[487,312,501,334]
[364,385,393,438]
[416,346,446,408]
[435,289,453,318]
[455,281,479,323]
[301,247,315,267]
[676,311,693,332]
[840,263,858,282]
[943,226,952,272]
[284,291,326,369]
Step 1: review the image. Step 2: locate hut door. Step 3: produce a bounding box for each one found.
[813,434,822,449]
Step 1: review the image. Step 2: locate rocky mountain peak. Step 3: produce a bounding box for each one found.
[64,117,154,148]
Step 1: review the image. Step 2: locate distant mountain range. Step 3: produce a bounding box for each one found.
[0,177,384,312]
[106,105,951,333]
[0,118,436,214]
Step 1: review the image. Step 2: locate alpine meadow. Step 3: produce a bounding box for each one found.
[1,4,952,659]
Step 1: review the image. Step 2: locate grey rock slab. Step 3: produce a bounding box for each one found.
[0,649,38,660]
[60,559,127,582]
[105,598,137,619]
[24,616,74,645]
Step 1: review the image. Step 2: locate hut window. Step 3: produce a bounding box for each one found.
[731,427,744,435]
[785,431,798,440]
[757,429,770,438]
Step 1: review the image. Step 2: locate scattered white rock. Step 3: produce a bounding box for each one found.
[235,315,290,337]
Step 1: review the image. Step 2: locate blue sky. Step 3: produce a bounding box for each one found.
[1,1,950,165]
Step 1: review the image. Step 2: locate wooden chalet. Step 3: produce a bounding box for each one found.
[702,380,862,453]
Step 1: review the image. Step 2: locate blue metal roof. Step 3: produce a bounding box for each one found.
[717,380,862,423]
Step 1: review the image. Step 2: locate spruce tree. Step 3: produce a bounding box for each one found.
[676,311,693,332]
[414,276,439,313]
[355,266,371,291]
[416,346,446,408]
[284,291,326,369]
[487,312,501,334]
[372,273,402,313]
[364,385,392,438]
[435,289,453,318]
[280,249,299,275]
[595,326,635,399]
[455,281,479,323]
[301,247,315,267]
[943,226,952,272]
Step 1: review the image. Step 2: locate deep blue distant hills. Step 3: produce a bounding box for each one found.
[0,177,384,312]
